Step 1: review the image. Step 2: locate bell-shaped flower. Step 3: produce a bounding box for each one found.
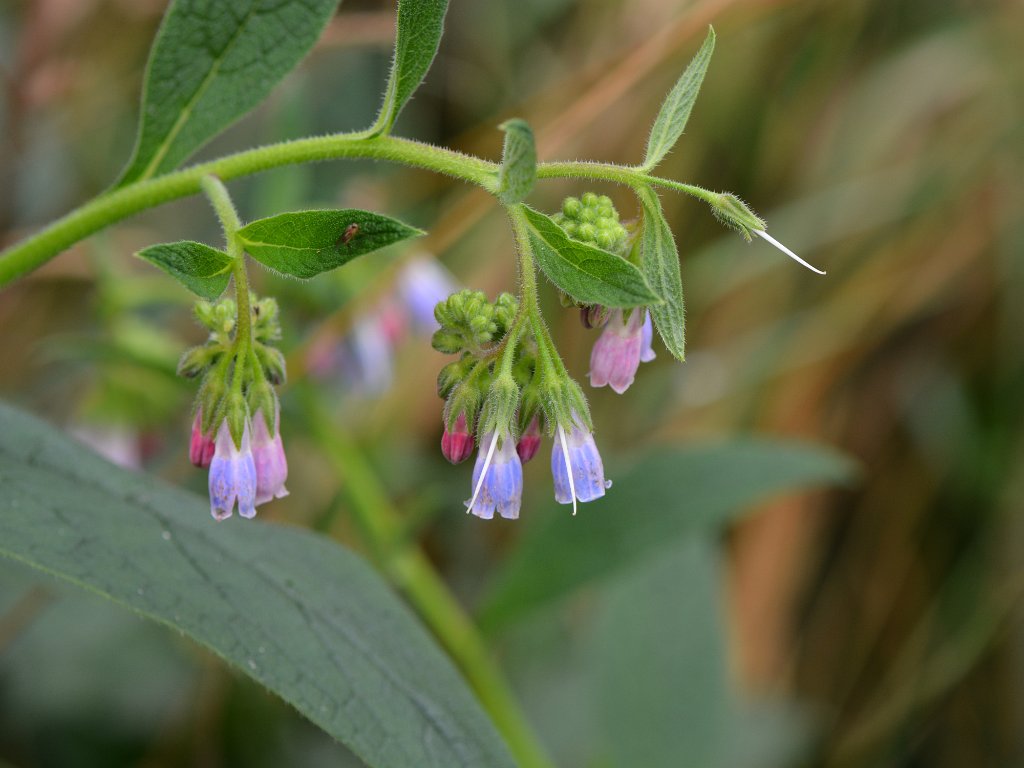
[252,405,288,506]
[465,430,523,520]
[442,411,475,464]
[208,420,257,521]
[189,410,216,468]
[551,415,609,514]
[588,308,652,394]
[640,311,656,364]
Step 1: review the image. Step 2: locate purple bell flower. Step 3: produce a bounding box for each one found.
[640,311,656,364]
[551,415,609,515]
[465,430,523,520]
[252,404,288,506]
[208,420,257,521]
[588,308,653,394]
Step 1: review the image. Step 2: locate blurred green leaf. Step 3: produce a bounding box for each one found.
[0,402,516,768]
[135,240,233,299]
[117,0,338,185]
[522,205,660,308]
[497,119,537,204]
[641,26,715,171]
[371,0,450,135]
[480,439,856,630]
[237,209,423,279]
[592,538,728,767]
[637,186,686,360]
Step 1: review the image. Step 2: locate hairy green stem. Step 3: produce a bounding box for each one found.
[299,389,554,768]
[0,134,499,287]
[536,160,718,203]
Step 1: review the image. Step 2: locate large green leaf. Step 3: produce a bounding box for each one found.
[641,26,715,171]
[0,402,515,768]
[521,205,660,308]
[592,539,729,768]
[236,209,423,279]
[637,186,687,360]
[118,0,339,186]
[371,0,450,135]
[479,439,856,630]
[136,240,233,299]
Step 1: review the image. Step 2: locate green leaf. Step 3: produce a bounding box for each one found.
[0,402,516,768]
[592,539,729,768]
[497,119,537,205]
[637,186,686,360]
[371,0,450,135]
[118,0,339,186]
[521,206,660,308]
[135,241,233,299]
[641,26,715,171]
[236,209,424,279]
[479,438,857,630]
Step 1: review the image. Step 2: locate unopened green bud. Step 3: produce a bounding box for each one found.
[437,355,477,398]
[254,343,286,386]
[581,192,599,207]
[253,297,282,342]
[562,197,582,218]
[178,344,220,379]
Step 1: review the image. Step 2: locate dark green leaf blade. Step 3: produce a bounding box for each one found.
[637,186,686,360]
[521,206,660,308]
[236,209,424,279]
[641,26,715,171]
[372,0,450,135]
[593,539,729,768]
[497,119,537,205]
[118,0,339,186]
[479,439,856,630]
[0,402,516,768]
[136,241,233,299]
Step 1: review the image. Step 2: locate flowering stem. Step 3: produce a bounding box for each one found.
[299,389,554,768]
[0,133,718,288]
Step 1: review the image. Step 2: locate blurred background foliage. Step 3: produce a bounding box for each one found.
[1,0,1022,766]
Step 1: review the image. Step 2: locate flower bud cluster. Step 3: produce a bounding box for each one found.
[182,294,288,520]
[553,193,628,251]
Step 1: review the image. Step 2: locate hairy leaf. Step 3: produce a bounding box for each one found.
[0,402,515,768]
[236,209,423,279]
[497,119,536,205]
[118,0,339,185]
[479,439,856,630]
[637,186,686,360]
[642,26,715,171]
[372,0,450,134]
[521,206,660,308]
[135,241,233,299]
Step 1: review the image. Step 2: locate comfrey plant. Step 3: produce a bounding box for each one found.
[0,3,822,527]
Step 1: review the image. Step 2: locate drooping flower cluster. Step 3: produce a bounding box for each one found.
[433,289,610,520]
[181,295,289,520]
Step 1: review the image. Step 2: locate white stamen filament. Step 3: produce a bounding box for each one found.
[753,230,826,275]
[467,431,500,514]
[558,425,577,517]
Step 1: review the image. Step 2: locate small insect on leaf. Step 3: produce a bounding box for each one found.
[337,224,360,247]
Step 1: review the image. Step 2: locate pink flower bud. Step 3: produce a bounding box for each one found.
[441,412,474,464]
[516,415,542,464]
[189,411,216,468]
[588,309,650,394]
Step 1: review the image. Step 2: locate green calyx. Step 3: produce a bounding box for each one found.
[709,193,765,241]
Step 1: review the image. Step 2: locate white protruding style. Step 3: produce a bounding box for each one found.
[466,430,499,514]
[557,425,578,517]
[753,229,826,275]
